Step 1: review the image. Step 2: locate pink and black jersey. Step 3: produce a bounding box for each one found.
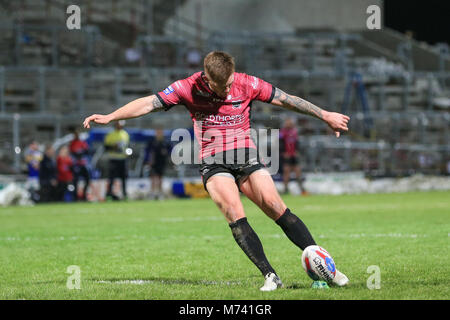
[156,72,275,159]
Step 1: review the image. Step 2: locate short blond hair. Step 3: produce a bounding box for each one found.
[203,51,235,84]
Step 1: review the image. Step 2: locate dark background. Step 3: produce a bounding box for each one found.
[384,0,450,45]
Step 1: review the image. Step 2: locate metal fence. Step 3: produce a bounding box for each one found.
[0,25,449,177]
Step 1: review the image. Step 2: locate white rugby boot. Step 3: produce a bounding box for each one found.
[332,269,349,287]
[260,273,283,291]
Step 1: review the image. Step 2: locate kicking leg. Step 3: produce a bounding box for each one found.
[240,169,348,286]
[239,169,316,250]
[206,174,282,290]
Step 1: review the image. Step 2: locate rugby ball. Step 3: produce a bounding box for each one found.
[301,245,336,282]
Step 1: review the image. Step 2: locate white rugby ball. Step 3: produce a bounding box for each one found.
[301,245,336,282]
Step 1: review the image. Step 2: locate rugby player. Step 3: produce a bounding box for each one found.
[83,51,350,291]
[280,118,308,195]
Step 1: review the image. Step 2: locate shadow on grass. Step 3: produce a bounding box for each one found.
[286,281,366,290]
[285,282,310,290]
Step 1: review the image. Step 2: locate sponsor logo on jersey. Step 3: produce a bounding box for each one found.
[232,101,242,109]
[193,112,246,126]
[163,86,174,95]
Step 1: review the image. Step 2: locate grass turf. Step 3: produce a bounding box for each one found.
[0,191,449,300]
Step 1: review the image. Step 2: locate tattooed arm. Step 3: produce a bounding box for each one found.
[271,87,350,137]
[83,95,164,129]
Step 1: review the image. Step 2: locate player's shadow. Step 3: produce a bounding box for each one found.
[285,282,310,290]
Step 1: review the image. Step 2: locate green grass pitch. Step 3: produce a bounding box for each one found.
[0,191,449,300]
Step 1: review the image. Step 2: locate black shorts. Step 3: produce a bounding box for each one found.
[151,163,166,176]
[108,159,127,179]
[72,164,90,180]
[199,148,266,192]
[283,155,299,166]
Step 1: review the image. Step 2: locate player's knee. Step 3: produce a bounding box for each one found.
[223,201,241,216]
[218,200,244,221]
[261,196,285,219]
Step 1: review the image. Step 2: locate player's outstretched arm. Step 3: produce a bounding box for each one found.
[270,87,350,137]
[83,95,164,129]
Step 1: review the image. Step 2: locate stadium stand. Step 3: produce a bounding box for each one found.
[0,0,448,180]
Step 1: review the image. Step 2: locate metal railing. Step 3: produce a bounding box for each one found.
[0,65,449,115]
[0,23,104,67]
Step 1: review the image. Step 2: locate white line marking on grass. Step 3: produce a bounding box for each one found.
[94,279,241,286]
[348,233,427,238]
[264,233,428,239]
[0,232,434,242]
[301,202,449,211]
[159,216,223,223]
[264,234,283,239]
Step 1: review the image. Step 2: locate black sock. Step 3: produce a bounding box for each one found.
[275,208,316,250]
[229,217,276,277]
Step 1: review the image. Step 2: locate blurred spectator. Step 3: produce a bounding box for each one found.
[56,146,74,202]
[104,120,130,201]
[39,145,57,202]
[186,47,202,68]
[69,130,90,201]
[146,129,171,200]
[24,140,42,191]
[280,118,308,195]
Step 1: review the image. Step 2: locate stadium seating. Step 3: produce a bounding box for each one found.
[0,0,448,178]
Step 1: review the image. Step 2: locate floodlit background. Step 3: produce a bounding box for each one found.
[0,0,449,201]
